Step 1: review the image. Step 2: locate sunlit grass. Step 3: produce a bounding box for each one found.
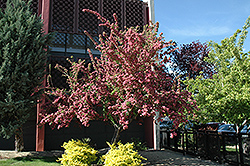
[0,156,60,166]
[225,146,237,152]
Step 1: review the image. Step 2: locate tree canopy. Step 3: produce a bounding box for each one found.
[169,41,214,89]
[185,16,250,126]
[0,0,53,151]
[40,10,196,143]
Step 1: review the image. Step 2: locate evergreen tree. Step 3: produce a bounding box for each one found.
[0,0,53,151]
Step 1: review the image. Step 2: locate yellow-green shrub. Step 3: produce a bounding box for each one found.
[102,142,146,166]
[58,139,98,166]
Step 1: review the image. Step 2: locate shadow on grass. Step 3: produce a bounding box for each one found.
[13,156,59,163]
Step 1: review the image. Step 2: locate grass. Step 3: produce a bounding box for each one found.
[0,156,60,166]
[225,145,238,152]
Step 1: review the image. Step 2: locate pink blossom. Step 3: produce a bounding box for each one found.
[39,10,197,140]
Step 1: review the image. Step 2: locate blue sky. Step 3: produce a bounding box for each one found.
[155,0,250,51]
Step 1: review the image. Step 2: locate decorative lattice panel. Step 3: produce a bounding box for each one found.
[29,0,39,14]
[125,0,145,31]
[51,32,98,51]
[0,0,39,14]
[70,34,87,49]
[50,32,69,48]
[78,0,99,35]
[48,0,148,92]
[103,0,123,33]
[0,0,7,10]
[70,34,97,50]
[50,0,75,32]
[50,0,147,34]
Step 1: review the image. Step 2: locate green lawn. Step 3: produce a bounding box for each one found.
[0,156,60,166]
[225,146,237,152]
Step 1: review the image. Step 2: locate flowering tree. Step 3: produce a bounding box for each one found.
[40,10,196,143]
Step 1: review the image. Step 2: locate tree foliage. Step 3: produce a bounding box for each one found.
[170,41,214,84]
[0,0,53,151]
[40,10,196,143]
[186,17,250,126]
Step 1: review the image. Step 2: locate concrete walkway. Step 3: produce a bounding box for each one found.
[140,149,229,166]
[0,150,63,159]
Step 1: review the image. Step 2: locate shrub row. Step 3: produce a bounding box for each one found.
[58,139,147,166]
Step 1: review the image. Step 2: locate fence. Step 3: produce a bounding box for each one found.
[161,129,250,165]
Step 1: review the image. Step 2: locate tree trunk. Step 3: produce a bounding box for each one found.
[111,126,122,145]
[15,127,24,152]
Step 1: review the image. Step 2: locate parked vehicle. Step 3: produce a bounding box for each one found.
[197,122,224,131]
[241,125,250,138]
[217,124,235,134]
[160,120,173,130]
[241,125,250,134]
[183,120,200,131]
[217,124,250,135]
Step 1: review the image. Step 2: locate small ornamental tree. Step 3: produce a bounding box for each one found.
[0,0,53,151]
[186,16,250,130]
[170,41,214,88]
[40,10,196,143]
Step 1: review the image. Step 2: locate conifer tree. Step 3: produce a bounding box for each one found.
[0,0,52,151]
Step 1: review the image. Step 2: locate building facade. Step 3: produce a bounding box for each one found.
[0,0,155,151]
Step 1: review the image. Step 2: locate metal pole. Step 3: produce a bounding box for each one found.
[238,133,244,165]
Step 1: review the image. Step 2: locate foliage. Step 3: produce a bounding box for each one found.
[40,10,196,143]
[169,41,214,89]
[185,16,250,126]
[0,156,60,166]
[0,0,53,151]
[102,142,146,166]
[131,137,148,151]
[58,139,98,166]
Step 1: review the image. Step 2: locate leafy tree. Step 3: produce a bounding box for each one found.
[0,0,53,151]
[170,41,214,88]
[40,10,196,144]
[186,17,250,129]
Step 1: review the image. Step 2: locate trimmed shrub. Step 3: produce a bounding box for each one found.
[131,137,148,151]
[102,142,146,166]
[58,139,98,166]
